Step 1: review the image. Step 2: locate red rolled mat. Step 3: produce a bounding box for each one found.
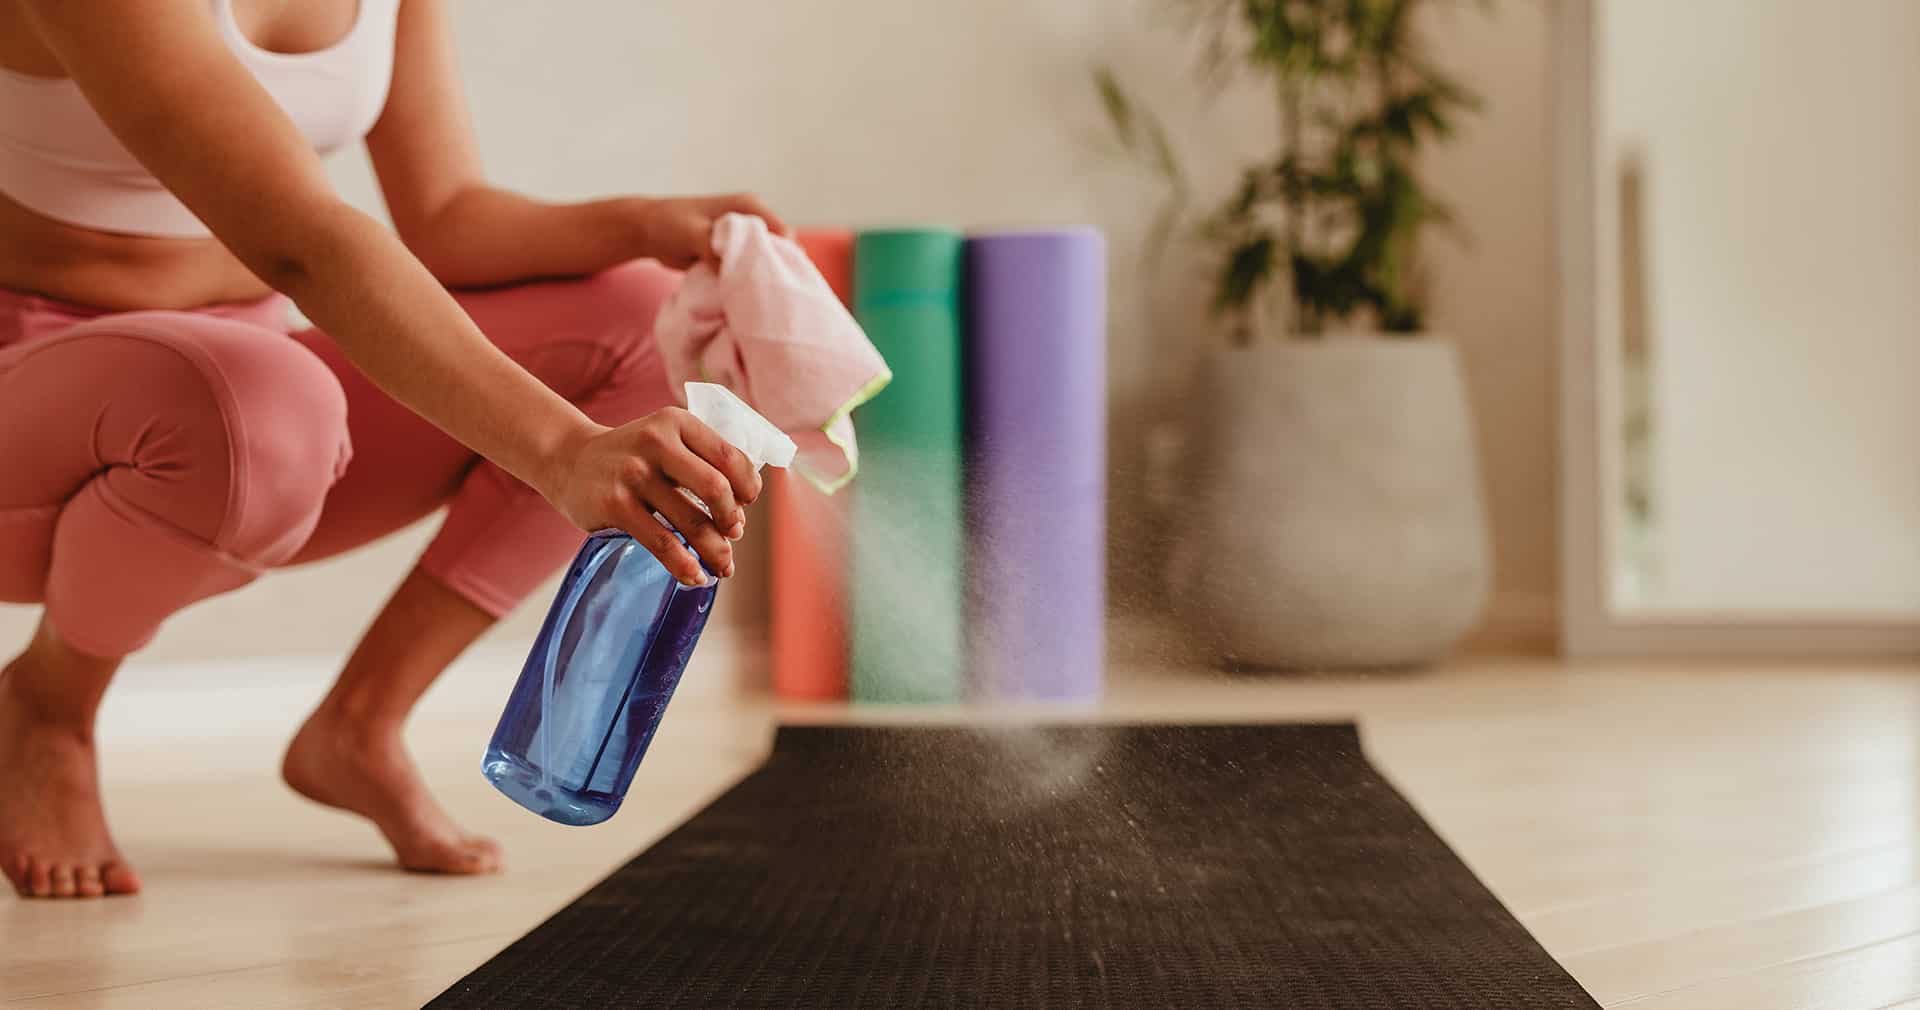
[799,229,856,305]
[768,230,855,701]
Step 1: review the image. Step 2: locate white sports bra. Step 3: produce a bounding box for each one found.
[0,0,400,238]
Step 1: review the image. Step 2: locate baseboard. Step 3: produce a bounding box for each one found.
[1460,590,1559,656]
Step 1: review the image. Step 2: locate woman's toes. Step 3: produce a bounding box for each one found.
[26,859,52,898]
[446,850,490,875]
[0,707,134,900]
[443,840,496,875]
[101,861,141,895]
[402,835,503,876]
[465,837,505,874]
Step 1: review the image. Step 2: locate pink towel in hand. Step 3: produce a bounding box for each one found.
[653,214,891,493]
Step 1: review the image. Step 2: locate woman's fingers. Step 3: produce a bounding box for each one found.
[668,414,761,527]
[592,407,768,586]
[641,476,734,578]
[625,409,746,529]
[611,489,705,587]
[715,193,790,237]
[659,447,743,540]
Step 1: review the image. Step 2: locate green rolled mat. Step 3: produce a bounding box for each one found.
[849,229,967,703]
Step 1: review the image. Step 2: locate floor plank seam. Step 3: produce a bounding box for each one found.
[1601,925,1920,1008]
[6,929,519,1004]
[1558,877,1920,961]
[1517,835,1920,924]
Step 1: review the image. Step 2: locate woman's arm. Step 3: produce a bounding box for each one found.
[368,0,786,287]
[20,0,756,585]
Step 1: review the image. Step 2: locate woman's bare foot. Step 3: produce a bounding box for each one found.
[0,660,141,899]
[282,705,503,875]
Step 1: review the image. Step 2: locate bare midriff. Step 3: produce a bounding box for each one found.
[0,191,271,310]
[0,0,360,310]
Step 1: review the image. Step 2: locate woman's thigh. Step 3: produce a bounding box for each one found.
[0,310,350,605]
[287,261,681,564]
[282,326,477,564]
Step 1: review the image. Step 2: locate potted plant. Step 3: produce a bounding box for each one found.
[1101,0,1492,668]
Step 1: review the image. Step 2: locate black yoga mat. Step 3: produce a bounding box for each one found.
[430,724,1597,1009]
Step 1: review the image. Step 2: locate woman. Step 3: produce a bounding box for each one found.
[0,0,783,898]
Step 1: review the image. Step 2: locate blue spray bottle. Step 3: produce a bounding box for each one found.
[483,383,796,825]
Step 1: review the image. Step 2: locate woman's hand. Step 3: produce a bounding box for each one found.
[542,408,764,586]
[632,194,791,270]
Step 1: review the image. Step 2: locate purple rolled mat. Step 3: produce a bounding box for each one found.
[965,229,1108,702]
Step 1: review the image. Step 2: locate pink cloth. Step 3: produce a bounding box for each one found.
[653,214,889,491]
[0,262,680,656]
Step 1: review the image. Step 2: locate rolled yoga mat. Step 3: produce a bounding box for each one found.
[768,230,858,701]
[427,724,1601,1010]
[848,229,966,703]
[966,229,1108,702]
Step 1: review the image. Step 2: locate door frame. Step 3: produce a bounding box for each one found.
[1553,0,1920,658]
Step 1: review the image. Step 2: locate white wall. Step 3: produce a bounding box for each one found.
[1602,0,1920,614]
[0,1,1560,661]
[1419,1,1558,644]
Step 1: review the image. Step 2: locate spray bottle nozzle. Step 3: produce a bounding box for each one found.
[685,382,796,473]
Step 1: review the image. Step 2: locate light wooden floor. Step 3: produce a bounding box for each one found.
[5,631,1920,1009]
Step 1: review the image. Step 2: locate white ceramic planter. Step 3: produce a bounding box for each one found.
[1177,338,1491,668]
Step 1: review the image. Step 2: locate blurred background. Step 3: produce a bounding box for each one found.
[0,0,1557,665]
[4,0,1911,668]
[1601,0,1920,618]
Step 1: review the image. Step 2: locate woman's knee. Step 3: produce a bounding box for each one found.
[54,317,353,563]
[461,261,679,420]
[573,260,683,347]
[463,259,680,358]
[576,262,679,416]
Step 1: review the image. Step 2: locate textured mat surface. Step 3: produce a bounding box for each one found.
[430,724,1598,1009]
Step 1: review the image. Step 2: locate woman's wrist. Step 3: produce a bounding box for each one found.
[525,409,608,504]
[614,196,663,262]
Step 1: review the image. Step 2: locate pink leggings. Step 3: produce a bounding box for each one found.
[0,262,681,658]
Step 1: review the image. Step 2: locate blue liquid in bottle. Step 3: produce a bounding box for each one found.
[482,530,716,826]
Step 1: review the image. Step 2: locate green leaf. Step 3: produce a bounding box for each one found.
[1094,65,1187,192]
[1093,67,1137,150]
[1215,233,1277,316]
[1227,167,1267,218]
[1420,68,1484,115]
[1380,300,1424,333]
[1144,115,1187,192]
